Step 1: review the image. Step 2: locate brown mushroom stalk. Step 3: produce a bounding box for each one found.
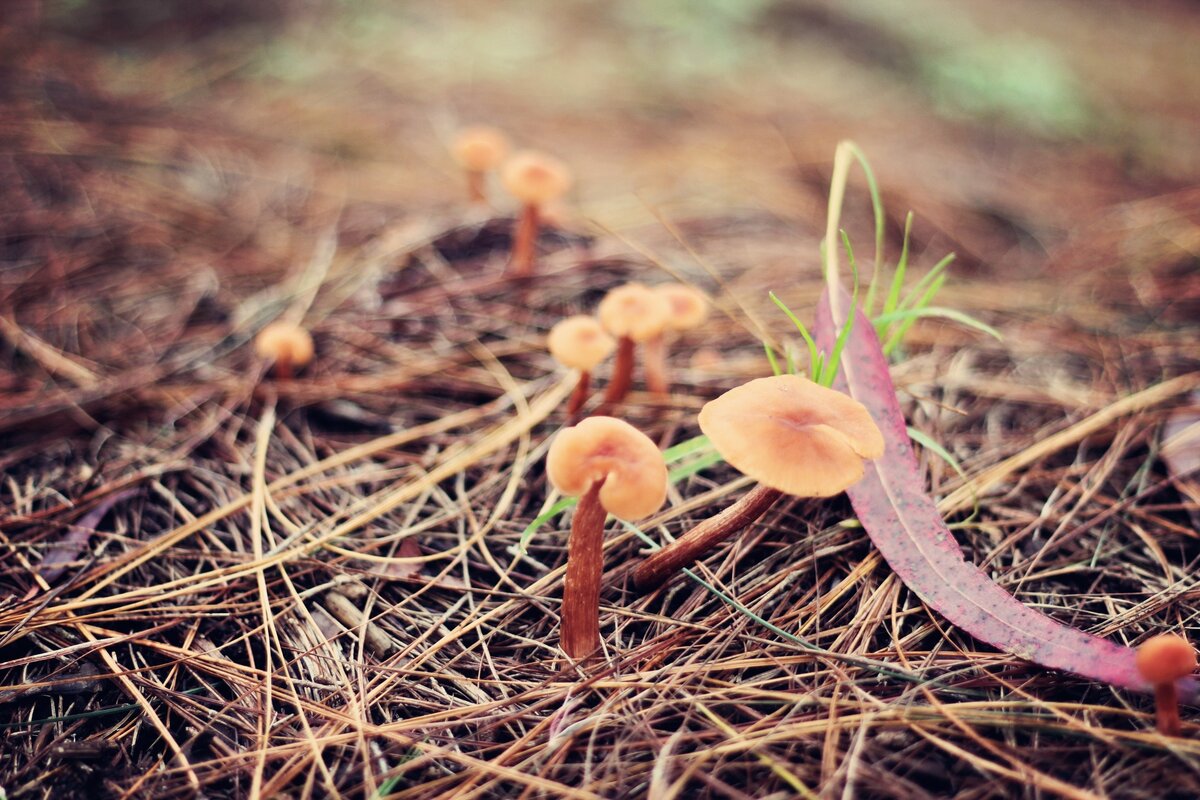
[1136,634,1197,736]
[502,151,573,278]
[642,334,669,397]
[511,201,541,276]
[562,477,608,659]
[567,370,592,417]
[633,374,884,591]
[604,335,637,404]
[634,484,782,589]
[546,417,667,658]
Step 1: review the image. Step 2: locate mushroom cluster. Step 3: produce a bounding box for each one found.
[448,126,575,276]
[542,282,710,419]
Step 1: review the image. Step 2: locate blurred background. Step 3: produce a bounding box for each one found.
[3,0,1199,301]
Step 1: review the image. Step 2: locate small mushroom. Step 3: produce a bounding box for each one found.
[1136,633,1197,736]
[501,151,573,278]
[597,283,671,406]
[546,417,667,658]
[634,374,883,590]
[451,126,510,205]
[643,284,709,396]
[254,321,314,380]
[548,316,617,418]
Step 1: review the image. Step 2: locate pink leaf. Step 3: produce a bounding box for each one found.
[815,287,1195,699]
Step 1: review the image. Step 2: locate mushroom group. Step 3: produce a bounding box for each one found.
[546,416,667,658]
[634,374,884,589]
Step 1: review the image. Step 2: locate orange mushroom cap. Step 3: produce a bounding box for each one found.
[1136,634,1198,684]
[502,151,573,205]
[451,126,510,172]
[254,322,314,369]
[548,316,616,371]
[698,374,884,497]
[546,417,667,520]
[655,284,709,331]
[598,283,671,342]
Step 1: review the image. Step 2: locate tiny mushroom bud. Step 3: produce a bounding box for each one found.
[1136,634,1197,736]
[501,150,572,278]
[548,316,617,417]
[254,321,314,380]
[451,125,510,205]
[644,284,710,396]
[597,283,670,406]
[546,417,667,658]
[634,374,883,590]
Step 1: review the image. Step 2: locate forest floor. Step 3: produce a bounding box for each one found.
[2,1,1200,797]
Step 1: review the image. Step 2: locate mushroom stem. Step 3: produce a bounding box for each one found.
[643,334,668,396]
[274,356,293,381]
[566,371,591,418]
[562,478,608,659]
[634,484,783,591]
[604,336,636,405]
[1155,682,1181,736]
[466,170,487,204]
[509,202,540,278]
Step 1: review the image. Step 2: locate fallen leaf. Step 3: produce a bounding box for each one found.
[815,287,1196,699]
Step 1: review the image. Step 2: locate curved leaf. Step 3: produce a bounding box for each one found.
[815,287,1197,700]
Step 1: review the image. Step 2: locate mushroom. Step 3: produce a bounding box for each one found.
[548,316,617,418]
[501,151,573,277]
[643,284,709,396]
[546,416,667,658]
[450,126,510,205]
[1136,633,1197,736]
[633,374,884,590]
[254,321,314,380]
[597,283,671,406]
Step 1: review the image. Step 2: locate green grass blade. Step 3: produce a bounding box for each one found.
[769,291,818,378]
[882,211,914,318]
[764,342,783,376]
[875,306,1001,343]
[883,271,949,355]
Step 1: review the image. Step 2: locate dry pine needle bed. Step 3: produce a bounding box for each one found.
[2,16,1200,800]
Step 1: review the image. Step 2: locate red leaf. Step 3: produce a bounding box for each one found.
[815,288,1196,699]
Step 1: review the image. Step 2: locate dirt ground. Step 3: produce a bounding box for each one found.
[2,1,1200,798]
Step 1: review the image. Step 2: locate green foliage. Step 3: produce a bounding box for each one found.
[770,143,998,379]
